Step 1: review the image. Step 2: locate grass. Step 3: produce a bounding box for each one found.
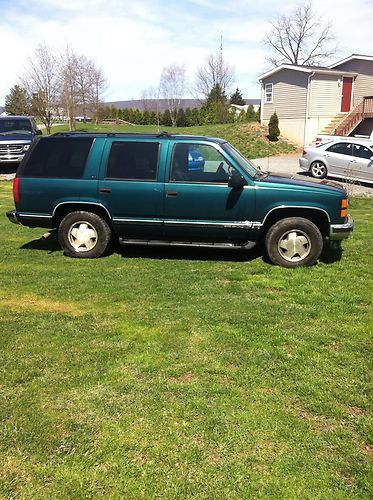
[0,181,372,498]
[48,122,298,159]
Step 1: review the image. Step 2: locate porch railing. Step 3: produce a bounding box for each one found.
[334,96,373,136]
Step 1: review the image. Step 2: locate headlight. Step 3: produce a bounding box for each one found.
[23,144,30,152]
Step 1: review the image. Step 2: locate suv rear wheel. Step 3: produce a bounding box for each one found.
[265,217,323,268]
[58,211,112,258]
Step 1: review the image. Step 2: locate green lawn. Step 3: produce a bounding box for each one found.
[48,122,298,159]
[0,181,372,498]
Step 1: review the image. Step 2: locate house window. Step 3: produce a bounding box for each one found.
[265,83,273,103]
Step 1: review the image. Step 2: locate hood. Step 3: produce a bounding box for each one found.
[260,171,346,194]
[0,132,34,143]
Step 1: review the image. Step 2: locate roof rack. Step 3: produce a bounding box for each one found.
[49,131,175,138]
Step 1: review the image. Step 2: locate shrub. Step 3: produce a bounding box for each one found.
[268,112,280,141]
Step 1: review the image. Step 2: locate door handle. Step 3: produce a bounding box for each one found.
[166,191,178,197]
[99,188,112,194]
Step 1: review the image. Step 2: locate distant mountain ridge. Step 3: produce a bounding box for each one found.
[105,98,260,112]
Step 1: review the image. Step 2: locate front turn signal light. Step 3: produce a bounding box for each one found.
[341,199,348,209]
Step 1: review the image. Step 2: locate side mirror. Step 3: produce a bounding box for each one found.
[228,170,247,189]
[35,129,43,136]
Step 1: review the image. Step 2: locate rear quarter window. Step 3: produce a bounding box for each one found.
[106,141,159,180]
[18,137,93,178]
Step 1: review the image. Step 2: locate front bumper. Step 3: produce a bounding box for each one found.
[0,154,24,163]
[329,214,354,240]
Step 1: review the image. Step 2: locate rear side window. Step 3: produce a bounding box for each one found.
[19,137,93,178]
[106,141,159,180]
[326,142,352,156]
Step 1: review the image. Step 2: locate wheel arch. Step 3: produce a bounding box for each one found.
[52,202,112,228]
[260,207,330,239]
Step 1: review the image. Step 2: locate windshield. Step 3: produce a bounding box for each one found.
[0,119,33,134]
[222,142,260,178]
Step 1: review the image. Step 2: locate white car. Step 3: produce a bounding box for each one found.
[300,139,373,184]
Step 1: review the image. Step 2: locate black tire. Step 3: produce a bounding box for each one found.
[265,217,323,268]
[58,211,112,258]
[310,161,327,179]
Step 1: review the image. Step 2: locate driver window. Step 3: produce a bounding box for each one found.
[171,143,236,183]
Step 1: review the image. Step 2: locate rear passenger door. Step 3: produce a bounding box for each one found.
[98,139,166,238]
[351,143,373,182]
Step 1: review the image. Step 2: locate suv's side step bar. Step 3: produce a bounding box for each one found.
[118,238,256,250]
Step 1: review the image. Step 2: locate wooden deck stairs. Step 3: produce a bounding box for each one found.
[321,114,345,134]
[321,96,373,137]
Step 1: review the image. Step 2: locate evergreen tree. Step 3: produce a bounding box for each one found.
[142,110,150,125]
[109,105,117,119]
[161,109,172,127]
[268,112,280,141]
[4,85,30,115]
[133,109,142,124]
[230,88,245,105]
[191,107,201,126]
[201,84,229,124]
[149,111,157,125]
[184,108,193,126]
[246,104,256,122]
[176,108,187,127]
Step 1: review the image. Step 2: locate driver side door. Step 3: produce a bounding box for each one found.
[163,142,256,243]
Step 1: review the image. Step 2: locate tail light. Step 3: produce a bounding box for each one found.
[13,177,20,204]
[340,198,348,218]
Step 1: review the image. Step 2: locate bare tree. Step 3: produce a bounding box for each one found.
[60,47,79,131]
[21,44,107,132]
[90,65,107,119]
[264,3,338,67]
[159,64,186,127]
[195,39,234,99]
[20,44,61,134]
[61,47,107,130]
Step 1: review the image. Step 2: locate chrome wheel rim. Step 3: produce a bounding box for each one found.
[278,229,311,262]
[311,162,326,178]
[68,221,98,252]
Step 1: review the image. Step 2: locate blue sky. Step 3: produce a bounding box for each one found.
[1,0,372,105]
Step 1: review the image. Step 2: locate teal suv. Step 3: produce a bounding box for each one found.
[7,132,354,267]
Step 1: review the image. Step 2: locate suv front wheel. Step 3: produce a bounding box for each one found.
[265,217,323,267]
[58,211,112,258]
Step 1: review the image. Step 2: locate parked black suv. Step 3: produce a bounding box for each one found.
[0,116,42,165]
